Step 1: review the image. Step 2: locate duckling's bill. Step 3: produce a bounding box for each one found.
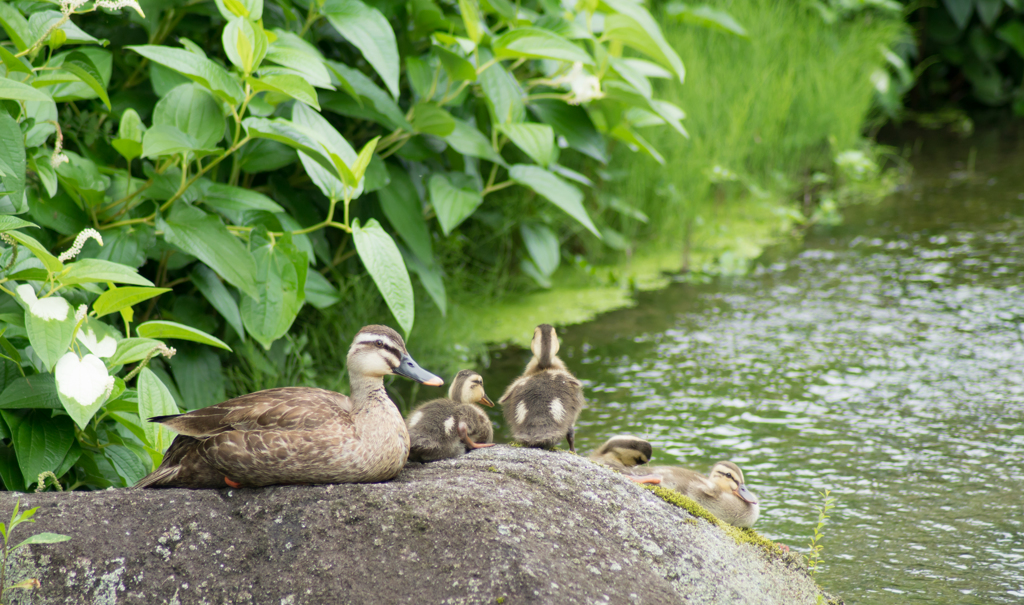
[478,393,495,407]
[393,353,444,386]
[735,483,758,504]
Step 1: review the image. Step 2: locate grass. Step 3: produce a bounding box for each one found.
[224,1,906,405]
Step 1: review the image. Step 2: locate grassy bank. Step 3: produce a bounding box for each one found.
[224,1,906,404]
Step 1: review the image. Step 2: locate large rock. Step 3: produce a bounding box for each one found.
[0,447,832,604]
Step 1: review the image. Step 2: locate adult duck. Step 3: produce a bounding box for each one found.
[407,369,495,462]
[134,325,442,489]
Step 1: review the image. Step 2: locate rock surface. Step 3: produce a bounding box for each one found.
[0,447,830,605]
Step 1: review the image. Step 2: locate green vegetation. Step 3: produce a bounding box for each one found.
[0,499,70,601]
[805,489,837,575]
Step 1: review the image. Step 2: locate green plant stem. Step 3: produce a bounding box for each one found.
[482,180,514,196]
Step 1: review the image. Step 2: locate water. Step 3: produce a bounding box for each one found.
[484,127,1024,604]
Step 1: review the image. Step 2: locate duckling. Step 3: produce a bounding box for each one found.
[407,370,496,462]
[134,325,443,489]
[499,324,584,452]
[651,461,760,527]
[588,435,662,484]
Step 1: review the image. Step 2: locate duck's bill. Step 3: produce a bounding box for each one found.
[394,354,443,386]
[735,484,759,505]
[478,393,495,407]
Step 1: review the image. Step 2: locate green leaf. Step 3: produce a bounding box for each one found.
[223,16,268,75]
[111,139,143,162]
[428,173,483,236]
[0,112,25,213]
[0,47,32,75]
[290,103,361,199]
[479,55,525,123]
[400,246,447,316]
[169,345,227,411]
[458,0,483,44]
[10,410,73,490]
[93,287,172,318]
[264,36,333,89]
[942,0,973,30]
[411,102,456,136]
[0,76,51,103]
[128,45,245,105]
[352,218,415,335]
[247,74,320,109]
[58,51,112,110]
[509,164,601,238]
[501,123,555,167]
[137,320,232,351]
[601,0,686,81]
[108,338,164,366]
[0,374,62,410]
[157,203,258,300]
[242,117,339,177]
[433,46,477,82]
[322,62,412,130]
[240,232,307,349]
[0,445,24,492]
[520,258,551,288]
[142,125,205,158]
[378,164,434,264]
[520,223,560,276]
[153,84,226,151]
[105,444,148,486]
[24,305,74,371]
[529,99,607,163]
[138,368,179,450]
[493,28,594,65]
[603,81,687,136]
[445,119,506,165]
[665,3,749,38]
[13,532,71,550]
[0,3,33,52]
[199,180,284,213]
[323,0,401,98]
[996,21,1024,58]
[304,270,341,309]
[60,259,155,287]
[4,230,62,273]
[214,0,263,20]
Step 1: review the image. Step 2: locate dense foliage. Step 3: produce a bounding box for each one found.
[0,0,690,490]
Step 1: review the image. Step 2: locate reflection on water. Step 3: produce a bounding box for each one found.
[486,127,1024,604]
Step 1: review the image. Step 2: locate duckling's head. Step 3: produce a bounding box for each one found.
[449,370,494,406]
[348,325,443,385]
[590,435,653,467]
[530,324,560,368]
[709,461,759,505]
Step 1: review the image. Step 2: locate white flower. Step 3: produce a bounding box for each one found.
[56,353,115,408]
[552,62,603,105]
[77,328,117,359]
[50,152,69,169]
[75,304,87,324]
[60,0,90,16]
[58,228,102,262]
[16,284,70,322]
[94,0,146,18]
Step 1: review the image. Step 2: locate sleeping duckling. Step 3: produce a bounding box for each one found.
[651,461,760,527]
[406,370,495,462]
[499,324,585,452]
[588,435,662,484]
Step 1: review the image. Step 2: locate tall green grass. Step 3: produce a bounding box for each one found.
[621,1,905,241]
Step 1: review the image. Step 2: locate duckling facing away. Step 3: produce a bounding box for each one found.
[499,324,584,452]
[407,370,496,462]
[134,325,443,489]
[588,435,662,484]
[651,461,760,527]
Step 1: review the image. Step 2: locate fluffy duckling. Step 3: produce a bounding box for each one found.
[135,325,442,489]
[651,461,760,527]
[407,370,496,462]
[499,324,584,452]
[588,435,662,484]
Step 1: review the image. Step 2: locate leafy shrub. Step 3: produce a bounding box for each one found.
[0,0,686,490]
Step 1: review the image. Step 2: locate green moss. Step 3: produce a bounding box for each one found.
[642,485,785,557]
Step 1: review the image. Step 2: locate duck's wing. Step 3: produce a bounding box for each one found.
[153,387,351,437]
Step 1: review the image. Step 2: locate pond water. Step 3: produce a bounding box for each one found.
[484,127,1024,604]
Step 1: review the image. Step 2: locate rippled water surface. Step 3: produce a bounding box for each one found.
[486,128,1024,604]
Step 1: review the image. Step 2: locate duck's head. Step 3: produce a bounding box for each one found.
[710,461,758,505]
[348,325,443,386]
[590,435,653,467]
[530,324,560,367]
[449,370,494,406]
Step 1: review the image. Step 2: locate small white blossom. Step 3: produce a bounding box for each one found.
[77,328,117,359]
[16,284,70,322]
[158,344,176,359]
[58,228,102,262]
[0,233,14,246]
[552,62,603,105]
[50,127,69,169]
[75,304,87,324]
[94,0,145,18]
[55,352,115,408]
[59,0,89,16]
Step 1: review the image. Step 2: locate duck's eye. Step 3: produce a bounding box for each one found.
[724,473,734,480]
[375,339,384,347]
